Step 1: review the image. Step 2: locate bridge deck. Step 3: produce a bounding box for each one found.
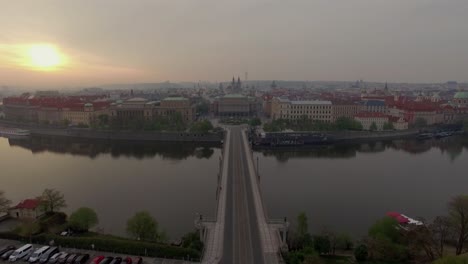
[201,126,282,264]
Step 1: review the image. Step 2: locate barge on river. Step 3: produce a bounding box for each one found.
[252,131,331,146]
[0,127,31,138]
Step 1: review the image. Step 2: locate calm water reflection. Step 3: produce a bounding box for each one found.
[0,136,221,239]
[256,136,468,238]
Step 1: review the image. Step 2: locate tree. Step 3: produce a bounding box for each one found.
[354,244,368,262]
[196,101,210,116]
[368,217,401,243]
[369,122,378,131]
[249,118,261,127]
[313,235,331,254]
[414,117,428,128]
[40,189,66,213]
[0,190,11,214]
[181,231,204,251]
[367,217,409,262]
[62,119,70,127]
[383,122,394,130]
[335,117,363,131]
[448,195,468,255]
[69,207,99,232]
[190,120,214,133]
[127,211,159,241]
[297,212,308,238]
[336,233,353,250]
[303,251,324,264]
[430,216,452,257]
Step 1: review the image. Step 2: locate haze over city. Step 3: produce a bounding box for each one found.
[1,0,468,88]
[2,1,468,264]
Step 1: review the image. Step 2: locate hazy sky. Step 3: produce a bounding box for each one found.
[0,0,467,87]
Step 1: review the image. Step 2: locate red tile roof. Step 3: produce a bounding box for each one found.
[13,199,42,210]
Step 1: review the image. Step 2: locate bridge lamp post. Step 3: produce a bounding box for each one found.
[256,156,260,181]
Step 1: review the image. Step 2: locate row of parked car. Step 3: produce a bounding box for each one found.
[0,245,143,264]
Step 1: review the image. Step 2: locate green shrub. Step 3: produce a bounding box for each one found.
[354,244,368,262]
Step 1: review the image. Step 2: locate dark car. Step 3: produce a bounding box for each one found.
[57,253,69,264]
[1,249,15,260]
[99,257,114,264]
[22,250,35,261]
[89,256,104,264]
[108,257,121,264]
[0,245,16,256]
[47,253,63,264]
[121,257,132,264]
[65,254,79,264]
[39,247,58,264]
[133,257,142,264]
[73,254,89,264]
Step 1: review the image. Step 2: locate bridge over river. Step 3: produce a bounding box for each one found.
[196,126,288,264]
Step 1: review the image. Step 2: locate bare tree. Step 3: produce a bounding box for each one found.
[0,190,11,214]
[430,216,452,257]
[40,189,66,213]
[448,195,468,255]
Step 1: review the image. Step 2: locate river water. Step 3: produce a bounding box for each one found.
[1,134,467,240]
[0,136,221,240]
[255,135,468,238]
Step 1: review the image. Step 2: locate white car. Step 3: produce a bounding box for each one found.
[28,246,50,263]
[8,244,33,262]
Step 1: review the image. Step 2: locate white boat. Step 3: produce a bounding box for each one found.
[0,127,31,138]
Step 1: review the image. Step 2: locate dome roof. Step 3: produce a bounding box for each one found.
[454,91,468,99]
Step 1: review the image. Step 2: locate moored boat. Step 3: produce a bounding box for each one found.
[0,127,31,138]
[416,133,433,140]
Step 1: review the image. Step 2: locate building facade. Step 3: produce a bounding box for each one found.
[354,112,389,131]
[153,97,195,122]
[9,199,46,220]
[331,101,363,121]
[213,94,258,117]
[111,97,196,124]
[63,102,110,126]
[271,97,333,123]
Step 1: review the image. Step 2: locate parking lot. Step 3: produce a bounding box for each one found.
[0,239,198,264]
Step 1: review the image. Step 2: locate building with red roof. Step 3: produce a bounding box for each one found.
[3,95,111,125]
[354,112,389,131]
[9,198,46,220]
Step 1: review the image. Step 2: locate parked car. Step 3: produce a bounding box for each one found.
[0,246,16,256]
[65,254,78,264]
[47,253,63,264]
[89,256,104,264]
[9,244,33,262]
[22,250,35,261]
[109,257,121,264]
[74,254,89,264]
[29,246,50,263]
[133,257,142,264]
[121,257,132,264]
[2,249,15,261]
[39,248,59,264]
[56,253,69,264]
[99,257,113,264]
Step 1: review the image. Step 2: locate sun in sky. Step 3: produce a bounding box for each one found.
[24,44,67,71]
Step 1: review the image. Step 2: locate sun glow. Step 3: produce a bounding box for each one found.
[25,44,66,71]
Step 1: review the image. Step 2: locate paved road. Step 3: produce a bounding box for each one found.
[222,127,263,264]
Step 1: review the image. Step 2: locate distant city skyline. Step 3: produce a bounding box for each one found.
[1,0,468,88]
